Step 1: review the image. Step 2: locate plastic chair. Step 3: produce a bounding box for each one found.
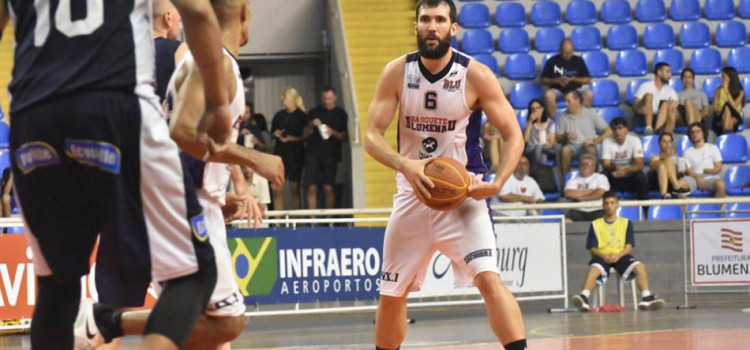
[516,110,528,131]
[601,0,632,24]
[690,48,722,75]
[510,82,543,109]
[0,151,9,172]
[702,76,722,104]
[669,0,701,21]
[534,27,565,53]
[540,208,564,216]
[615,50,648,77]
[727,48,750,74]
[5,226,24,234]
[715,21,748,48]
[606,24,638,51]
[679,22,710,48]
[727,203,750,218]
[635,0,666,22]
[565,170,580,184]
[740,0,750,19]
[640,135,658,161]
[495,2,526,28]
[676,135,692,157]
[687,204,722,219]
[0,123,8,149]
[473,54,499,77]
[725,166,750,196]
[566,0,597,25]
[652,49,684,75]
[504,53,536,80]
[459,3,491,29]
[643,23,675,49]
[648,204,682,220]
[743,77,750,104]
[540,53,556,71]
[462,29,494,55]
[544,172,562,202]
[591,80,621,107]
[582,51,610,78]
[594,267,639,311]
[531,1,562,27]
[704,0,735,20]
[598,107,625,126]
[626,78,651,105]
[669,77,685,92]
[618,206,642,221]
[717,134,749,164]
[571,26,602,51]
[498,28,530,54]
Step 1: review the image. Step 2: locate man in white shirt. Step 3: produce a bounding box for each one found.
[564,154,611,222]
[497,156,545,216]
[682,123,726,197]
[634,62,679,135]
[601,118,648,201]
[556,90,612,177]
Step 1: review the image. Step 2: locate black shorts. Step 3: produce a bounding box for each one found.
[648,169,676,193]
[589,254,640,282]
[566,209,604,222]
[303,157,338,186]
[279,151,304,182]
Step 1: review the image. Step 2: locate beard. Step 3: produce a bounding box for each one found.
[660,76,669,84]
[417,31,452,59]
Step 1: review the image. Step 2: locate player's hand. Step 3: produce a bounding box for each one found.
[243,195,263,229]
[197,104,233,148]
[467,175,501,201]
[253,152,285,191]
[222,193,248,223]
[399,158,434,203]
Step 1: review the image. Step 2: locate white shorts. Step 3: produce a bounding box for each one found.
[380,191,499,297]
[685,174,722,192]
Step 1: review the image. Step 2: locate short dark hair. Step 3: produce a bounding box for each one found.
[681,68,695,79]
[602,190,618,202]
[610,117,627,129]
[688,121,704,133]
[658,131,673,143]
[416,0,457,23]
[655,62,670,73]
[321,86,336,94]
[245,101,253,109]
[565,89,582,102]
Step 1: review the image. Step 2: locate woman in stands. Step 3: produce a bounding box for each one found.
[523,99,556,166]
[648,132,690,199]
[712,67,744,135]
[271,87,308,210]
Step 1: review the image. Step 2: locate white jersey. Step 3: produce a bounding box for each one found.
[166,49,245,205]
[397,50,486,191]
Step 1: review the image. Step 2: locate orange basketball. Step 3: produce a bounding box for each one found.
[422,156,470,211]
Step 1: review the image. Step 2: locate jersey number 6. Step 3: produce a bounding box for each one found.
[32,0,104,47]
[424,91,437,110]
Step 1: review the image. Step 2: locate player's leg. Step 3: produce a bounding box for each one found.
[473,272,526,348]
[375,294,409,350]
[572,258,607,311]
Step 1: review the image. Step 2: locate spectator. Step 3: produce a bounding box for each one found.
[497,156,545,216]
[482,114,503,172]
[1,168,13,218]
[523,99,557,167]
[711,67,745,136]
[304,86,349,209]
[570,191,665,312]
[682,123,726,197]
[242,165,270,221]
[647,132,691,199]
[238,102,272,152]
[600,118,648,201]
[633,62,679,135]
[540,39,593,116]
[677,68,710,128]
[556,90,611,177]
[271,87,308,210]
[564,154,610,222]
[152,0,187,103]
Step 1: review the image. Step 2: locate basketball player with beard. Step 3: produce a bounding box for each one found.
[364,1,528,349]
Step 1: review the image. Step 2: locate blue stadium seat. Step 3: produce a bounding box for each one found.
[687,204,722,219]
[641,135,659,160]
[643,23,675,49]
[690,48,722,75]
[740,0,750,19]
[715,21,748,48]
[590,80,621,107]
[728,48,750,74]
[473,54,499,77]
[498,28,530,54]
[743,77,750,104]
[459,3,491,29]
[616,50,648,77]
[676,135,692,157]
[626,78,650,105]
[669,77,685,92]
[534,27,565,53]
[582,51,610,78]
[0,123,8,148]
[451,36,457,49]
[516,110,527,131]
[702,76,722,103]
[540,53,555,71]
[725,166,750,196]
[728,203,750,218]
[510,82,543,109]
[679,22,710,48]
[652,49,684,75]
[601,0,632,24]
[544,172,562,202]
[598,107,625,126]
[618,206,641,221]
[566,0,597,25]
[461,29,494,55]
[495,3,526,28]
[648,204,682,220]
[635,0,666,22]
[6,226,24,234]
[704,0,735,20]
[457,0,482,2]
[504,53,537,80]
[540,208,564,216]
[531,1,562,27]
[669,0,701,21]
[565,170,580,184]
[0,150,8,172]
[571,26,602,51]
[717,134,749,164]
[606,24,638,50]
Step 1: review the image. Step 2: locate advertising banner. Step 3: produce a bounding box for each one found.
[691,219,750,286]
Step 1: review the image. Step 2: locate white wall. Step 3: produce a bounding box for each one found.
[241,0,326,57]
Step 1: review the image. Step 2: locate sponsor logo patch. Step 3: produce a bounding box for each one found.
[64,139,121,174]
[15,142,60,174]
[190,214,209,242]
[464,249,493,264]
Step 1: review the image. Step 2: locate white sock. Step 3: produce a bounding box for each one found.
[641,290,652,298]
[581,290,590,298]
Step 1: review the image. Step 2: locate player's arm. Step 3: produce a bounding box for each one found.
[228,165,262,228]
[174,42,189,66]
[364,58,434,202]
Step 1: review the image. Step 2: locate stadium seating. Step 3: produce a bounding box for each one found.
[669,77,685,92]
[690,48,722,75]
[740,0,750,19]
[727,203,750,218]
[717,134,749,164]
[643,23,675,49]
[451,36,458,49]
[0,151,9,172]
[516,110,527,131]
[582,51,610,78]
[0,123,8,149]
[679,22,711,48]
[540,53,555,71]
[704,0,735,20]
[642,135,664,162]
[571,26,602,51]
[714,21,747,48]
[676,135,692,156]
[743,77,750,104]
[459,3,491,29]
[626,78,650,105]
[598,107,625,126]
[615,50,648,77]
[531,1,562,27]
[566,0,597,25]
[687,204,722,219]
[510,82,543,109]
[635,0,667,23]
[591,80,621,107]
[618,206,641,221]
[534,27,565,53]
[504,53,536,80]
[669,0,701,21]
[606,24,639,51]
[648,204,682,220]
[473,53,499,76]
[652,49,684,74]
[540,208,564,216]
[725,166,750,196]
[727,48,750,74]
[495,2,526,28]
[498,28,530,53]
[462,29,494,54]
[601,0,633,24]
[702,76,722,104]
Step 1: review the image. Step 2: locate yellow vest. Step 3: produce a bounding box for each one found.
[591,217,630,255]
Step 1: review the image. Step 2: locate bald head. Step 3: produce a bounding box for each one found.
[153,0,182,40]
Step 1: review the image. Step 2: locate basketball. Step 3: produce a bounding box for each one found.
[422,156,470,211]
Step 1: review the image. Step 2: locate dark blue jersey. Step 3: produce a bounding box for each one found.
[7,0,156,115]
[154,37,181,103]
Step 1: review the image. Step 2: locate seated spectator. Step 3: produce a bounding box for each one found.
[634,62,678,135]
[570,191,665,312]
[682,123,726,197]
[711,67,745,136]
[497,156,545,216]
[540,39,592,117]
[601,118,648,201]
[556,90,611,177]
[648,132,691,199]
[242,165,270,221]
[238,102,272,153]
[523,99,557,167]
[677,68,710,128]
[564,154,610,222]
[482,112,503,172]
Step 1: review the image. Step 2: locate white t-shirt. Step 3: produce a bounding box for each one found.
[497,175,545,216]
[682,143,722,176]
[635,81,678,114]
[601,134,644,168]
[565,173,610,212]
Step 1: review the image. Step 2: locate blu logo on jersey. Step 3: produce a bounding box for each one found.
[15,142,60,174]
[65,140,121,174]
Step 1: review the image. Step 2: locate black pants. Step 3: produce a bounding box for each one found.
[605,171,649,200]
